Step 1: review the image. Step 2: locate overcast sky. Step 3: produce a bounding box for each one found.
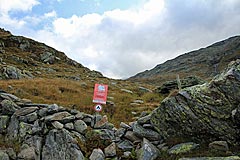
[0,0,240,79]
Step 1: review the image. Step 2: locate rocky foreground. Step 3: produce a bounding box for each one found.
[1,60,240,160]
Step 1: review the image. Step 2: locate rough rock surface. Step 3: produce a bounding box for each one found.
[150,60,240,144]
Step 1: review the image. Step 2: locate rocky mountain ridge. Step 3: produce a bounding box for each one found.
[129,36,240,85]
[0,28,103,80]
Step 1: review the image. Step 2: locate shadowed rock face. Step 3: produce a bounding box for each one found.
[150,60,240,144]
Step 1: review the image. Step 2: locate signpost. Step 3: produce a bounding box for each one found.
[92,84,108,112]
[93,84,108,104]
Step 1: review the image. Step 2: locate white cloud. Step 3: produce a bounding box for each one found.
[44,11,57,18]
[0,0,40,14]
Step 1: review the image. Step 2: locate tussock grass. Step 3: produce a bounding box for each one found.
[0,78,165,126]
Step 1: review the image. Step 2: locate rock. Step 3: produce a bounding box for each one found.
[121,89,133,94]
[47,104,60,113]
[124,131,141,143]
[18,146,35,160]
[133,122,161,141]
[94,115,108,129]
[120,122,131,129]
[138,86,152,93]
[179,156,240,160]
[0,150,9,160]
[168,142,199,155]
[123,151,132,158]
[25,112,38,123]
[117,139,134,151]
[19,122,33,138]
[0,116,10,133]
[52,121,64,129]
[42,129,84,160]
[74,120,88,134]
[137,115,151,124]
[6,148,16,160]
[40,52,56,64]
[209,141,229,152]
[133,100,144,104]
[137,138,159,160]
[154,76,205,94]
[65,123,74,130]
[61,115,75,123]
[115,128,126,138]
[7,115,19,140]
[89,148,105,160]
[1,99,20,115]
[38,107,48,117]
[0,65,33,79]
[15,107,38,116]
[150,61,240,143]
[104,142,116,157]
[45,111,71,121]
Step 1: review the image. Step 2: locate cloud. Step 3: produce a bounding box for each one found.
[0,0,40,14]
[2,0,240,79]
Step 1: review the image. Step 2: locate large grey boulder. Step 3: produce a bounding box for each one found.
[150,60,240,144]
[42,129,84,160]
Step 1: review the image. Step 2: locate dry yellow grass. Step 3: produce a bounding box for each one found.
[0,78,165,126]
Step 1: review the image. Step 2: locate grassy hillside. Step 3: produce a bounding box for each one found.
[0,78,164,126]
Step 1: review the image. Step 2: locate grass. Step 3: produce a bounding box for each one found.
[0,78,165,126]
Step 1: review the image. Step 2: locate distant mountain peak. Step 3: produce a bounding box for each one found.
[129,35,240,85]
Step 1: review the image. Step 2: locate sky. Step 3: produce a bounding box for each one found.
[0,0,240,79]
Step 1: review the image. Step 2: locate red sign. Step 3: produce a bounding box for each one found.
[93,84,108,104]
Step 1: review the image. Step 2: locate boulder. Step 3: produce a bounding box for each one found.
[137,138,159,160]
[154,76,205,94]
[42,129,84,160]
[0,65,33,79]
[89,148,105,160]
[104,142,116,157]
[150,60,240,144]
[1,99,20,115]
[133,122,161,141]
[74,120,88,134]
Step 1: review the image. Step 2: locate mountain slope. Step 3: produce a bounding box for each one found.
[129,36,240,84]
[0,28,103,80]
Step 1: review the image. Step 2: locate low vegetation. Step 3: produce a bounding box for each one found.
[0,78,164,126]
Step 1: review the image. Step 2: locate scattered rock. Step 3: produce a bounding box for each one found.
[104,142,117,157]
[89,148,105,160]
[121,89,133,94]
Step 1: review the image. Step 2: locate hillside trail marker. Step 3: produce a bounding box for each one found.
[92,84,108,112]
